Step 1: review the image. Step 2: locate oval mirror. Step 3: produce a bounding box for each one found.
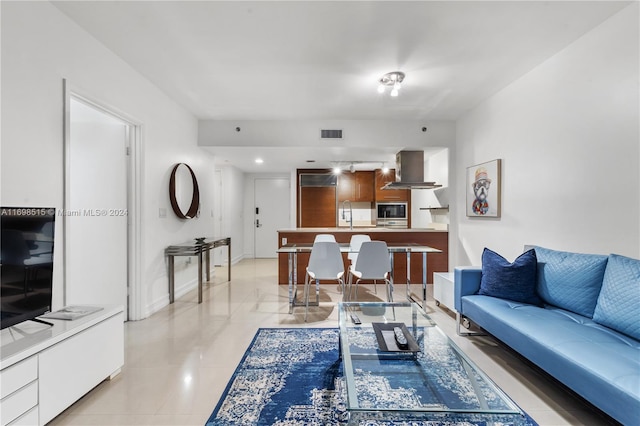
[169,163,200,219]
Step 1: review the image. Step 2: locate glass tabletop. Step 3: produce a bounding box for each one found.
[338,302,526,424]
[165,237,230,255]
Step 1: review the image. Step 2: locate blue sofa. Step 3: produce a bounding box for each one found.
[454,246,640,425]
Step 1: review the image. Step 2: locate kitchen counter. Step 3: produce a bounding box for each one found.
[277,228,448,285]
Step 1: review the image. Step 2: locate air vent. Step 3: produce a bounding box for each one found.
[299,174,337,187]
[320,129,343,139]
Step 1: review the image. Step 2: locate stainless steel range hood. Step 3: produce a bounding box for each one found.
[382,150,442,190]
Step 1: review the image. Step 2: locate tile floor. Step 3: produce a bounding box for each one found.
[50,259,616,425]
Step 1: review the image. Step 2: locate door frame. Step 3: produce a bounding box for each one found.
[63,79,143,321]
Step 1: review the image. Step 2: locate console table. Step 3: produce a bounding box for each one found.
[0,306,124,426]
[165,237,231,304]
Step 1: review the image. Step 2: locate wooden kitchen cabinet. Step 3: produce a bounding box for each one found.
[375,169,409,202]
[337,173,354,202]
[299,186,337,227]
[338,171,374,202]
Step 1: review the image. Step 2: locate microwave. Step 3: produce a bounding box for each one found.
[376,202,408,228]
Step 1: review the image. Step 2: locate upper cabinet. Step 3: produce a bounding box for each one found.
[338,171,374,202]
[375,169,409,202]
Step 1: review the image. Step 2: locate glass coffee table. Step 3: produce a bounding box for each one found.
[338,302,527,425]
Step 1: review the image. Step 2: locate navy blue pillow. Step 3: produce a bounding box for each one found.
[479,248,542,305]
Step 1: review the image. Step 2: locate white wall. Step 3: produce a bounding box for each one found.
[453,3,639,265]
[218,165,245,263]
[199,119,456,149]
[411,148,450,229]
[1,1,217,318]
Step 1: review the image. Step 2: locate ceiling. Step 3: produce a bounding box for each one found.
[52,1,630,172]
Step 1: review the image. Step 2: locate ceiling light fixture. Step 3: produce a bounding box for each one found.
[377,71,405,97]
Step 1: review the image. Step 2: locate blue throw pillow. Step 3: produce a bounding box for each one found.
[534,246,608,318]
[592,254,640,340]
[479,248,541,305]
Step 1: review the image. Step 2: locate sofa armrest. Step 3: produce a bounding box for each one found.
[454,266,482,312]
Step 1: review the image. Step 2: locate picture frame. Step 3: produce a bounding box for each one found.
[466,159,501,218]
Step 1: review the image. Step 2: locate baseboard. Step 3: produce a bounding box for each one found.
[146,278,198,316]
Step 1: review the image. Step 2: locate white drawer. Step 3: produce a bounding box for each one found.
[0,380,38,426]
[0,357,38,399]
[7,406,38,426]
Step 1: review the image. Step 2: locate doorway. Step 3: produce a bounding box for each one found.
[254,178,290,258]
[64,94,138,320]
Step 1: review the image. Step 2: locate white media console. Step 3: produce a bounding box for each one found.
[0,306,124,425]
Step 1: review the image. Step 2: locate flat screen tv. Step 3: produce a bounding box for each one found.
[1,207,56,329]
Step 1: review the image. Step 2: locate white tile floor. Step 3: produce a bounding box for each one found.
[50,259,616,425]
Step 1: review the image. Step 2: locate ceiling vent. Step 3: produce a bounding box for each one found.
[320,129,343,139]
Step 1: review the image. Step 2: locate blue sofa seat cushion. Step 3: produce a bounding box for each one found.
[478,248,542,305]
[534,246,608,318]
[593,254,640,340]
[461,295,640,424]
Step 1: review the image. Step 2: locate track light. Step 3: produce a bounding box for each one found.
[377,71,405,96]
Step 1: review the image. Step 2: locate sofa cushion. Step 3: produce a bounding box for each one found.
[593,254,640,340]
[534,246,608,317]
[478,248,541,305]
[460,295,640,426]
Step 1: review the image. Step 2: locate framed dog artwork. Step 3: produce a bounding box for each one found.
[466,159,501,218]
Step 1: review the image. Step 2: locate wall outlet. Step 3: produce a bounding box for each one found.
[159,208,167,218]
[282,237,287,245]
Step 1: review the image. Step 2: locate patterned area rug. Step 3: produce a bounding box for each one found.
[206,328,538,426]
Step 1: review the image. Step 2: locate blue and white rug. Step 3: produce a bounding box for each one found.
[206,328,537,426]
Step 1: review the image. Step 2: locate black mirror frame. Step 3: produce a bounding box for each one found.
[169,163,200,219]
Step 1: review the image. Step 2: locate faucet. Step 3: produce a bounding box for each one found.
[342,200,353,230]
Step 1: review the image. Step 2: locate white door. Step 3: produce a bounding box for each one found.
[67,99,129,317]
[255,178,290,258]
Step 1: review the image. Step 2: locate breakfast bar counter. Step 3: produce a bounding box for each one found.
[277,228,448,285]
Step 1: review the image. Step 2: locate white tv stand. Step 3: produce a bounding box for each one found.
[0,305,124,426]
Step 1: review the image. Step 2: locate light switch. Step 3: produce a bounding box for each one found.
[159,208,167,218]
